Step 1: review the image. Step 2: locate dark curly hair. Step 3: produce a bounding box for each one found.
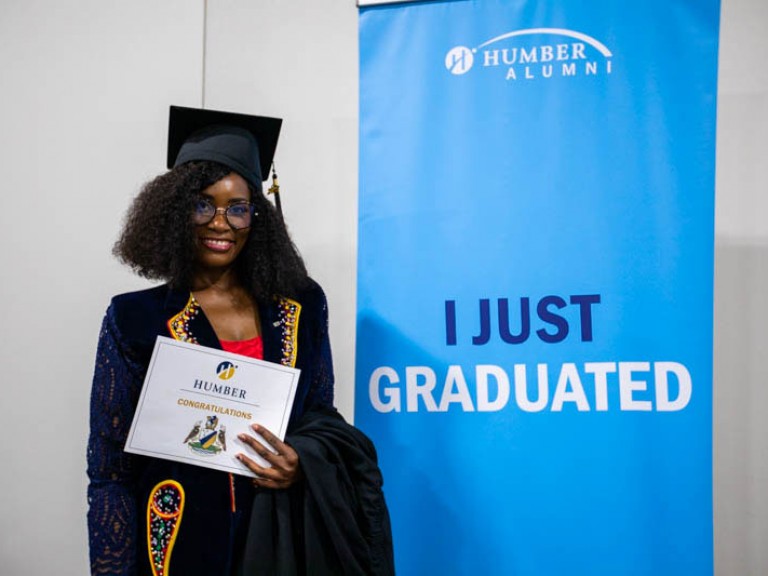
[113,161,309,300]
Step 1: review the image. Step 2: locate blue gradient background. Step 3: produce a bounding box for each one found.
[357,1,719,573]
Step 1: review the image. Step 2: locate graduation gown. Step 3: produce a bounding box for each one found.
[241,407,395,576]
[87,281,389,575]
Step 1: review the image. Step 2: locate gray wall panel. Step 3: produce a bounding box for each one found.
[0,1,203,573]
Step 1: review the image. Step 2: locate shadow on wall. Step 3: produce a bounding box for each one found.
[713,237,768,576]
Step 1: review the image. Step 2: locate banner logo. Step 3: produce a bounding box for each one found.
[216,361,236,380]
[446,27,613,81]
[445,46,474,75]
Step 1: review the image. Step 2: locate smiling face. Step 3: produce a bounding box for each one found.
[193,172,252,274]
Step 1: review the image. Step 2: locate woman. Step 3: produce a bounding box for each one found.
[87,106,393,575]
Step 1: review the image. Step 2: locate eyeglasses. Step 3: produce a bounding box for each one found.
[192,199,258,230]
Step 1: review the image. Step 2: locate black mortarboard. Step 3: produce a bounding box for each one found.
[167,105,282,193]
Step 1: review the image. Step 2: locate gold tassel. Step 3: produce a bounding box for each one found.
[267,163,283,220]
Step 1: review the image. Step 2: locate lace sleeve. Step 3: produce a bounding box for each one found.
[305,286,335,409]
[86,307,142,576]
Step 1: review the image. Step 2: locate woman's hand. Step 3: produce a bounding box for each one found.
[237,424,301,489]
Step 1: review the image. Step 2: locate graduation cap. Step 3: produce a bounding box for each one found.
[167,105,282,195]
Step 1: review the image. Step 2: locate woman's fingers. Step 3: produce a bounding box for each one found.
[250,424,289,455]
[236,424,301,489]
[237,429,280,464]
[236,452,281,480]
[237,453,291,489]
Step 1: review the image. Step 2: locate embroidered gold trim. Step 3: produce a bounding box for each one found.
[167,293,301,368]
[167,294,200,343]
[277,296,301,368]
[147,479,185,576]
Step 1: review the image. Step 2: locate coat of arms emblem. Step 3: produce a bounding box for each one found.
[183,415,226,456]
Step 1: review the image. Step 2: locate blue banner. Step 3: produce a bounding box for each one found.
[357,1,719,574]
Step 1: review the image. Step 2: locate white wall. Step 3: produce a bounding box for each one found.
[0,1,204,573]
[0,1,764,574]
[714,0,768,573]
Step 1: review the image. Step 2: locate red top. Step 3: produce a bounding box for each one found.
[219,335,264,359]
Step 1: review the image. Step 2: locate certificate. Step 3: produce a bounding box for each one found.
[124,336,300,477]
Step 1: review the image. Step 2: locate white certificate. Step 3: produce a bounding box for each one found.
[124,336,300,477]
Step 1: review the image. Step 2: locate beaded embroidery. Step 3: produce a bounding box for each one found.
[147,480,185,576]
[167,295,200,343]
[167,293,300,366]
[276,296,301,368]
